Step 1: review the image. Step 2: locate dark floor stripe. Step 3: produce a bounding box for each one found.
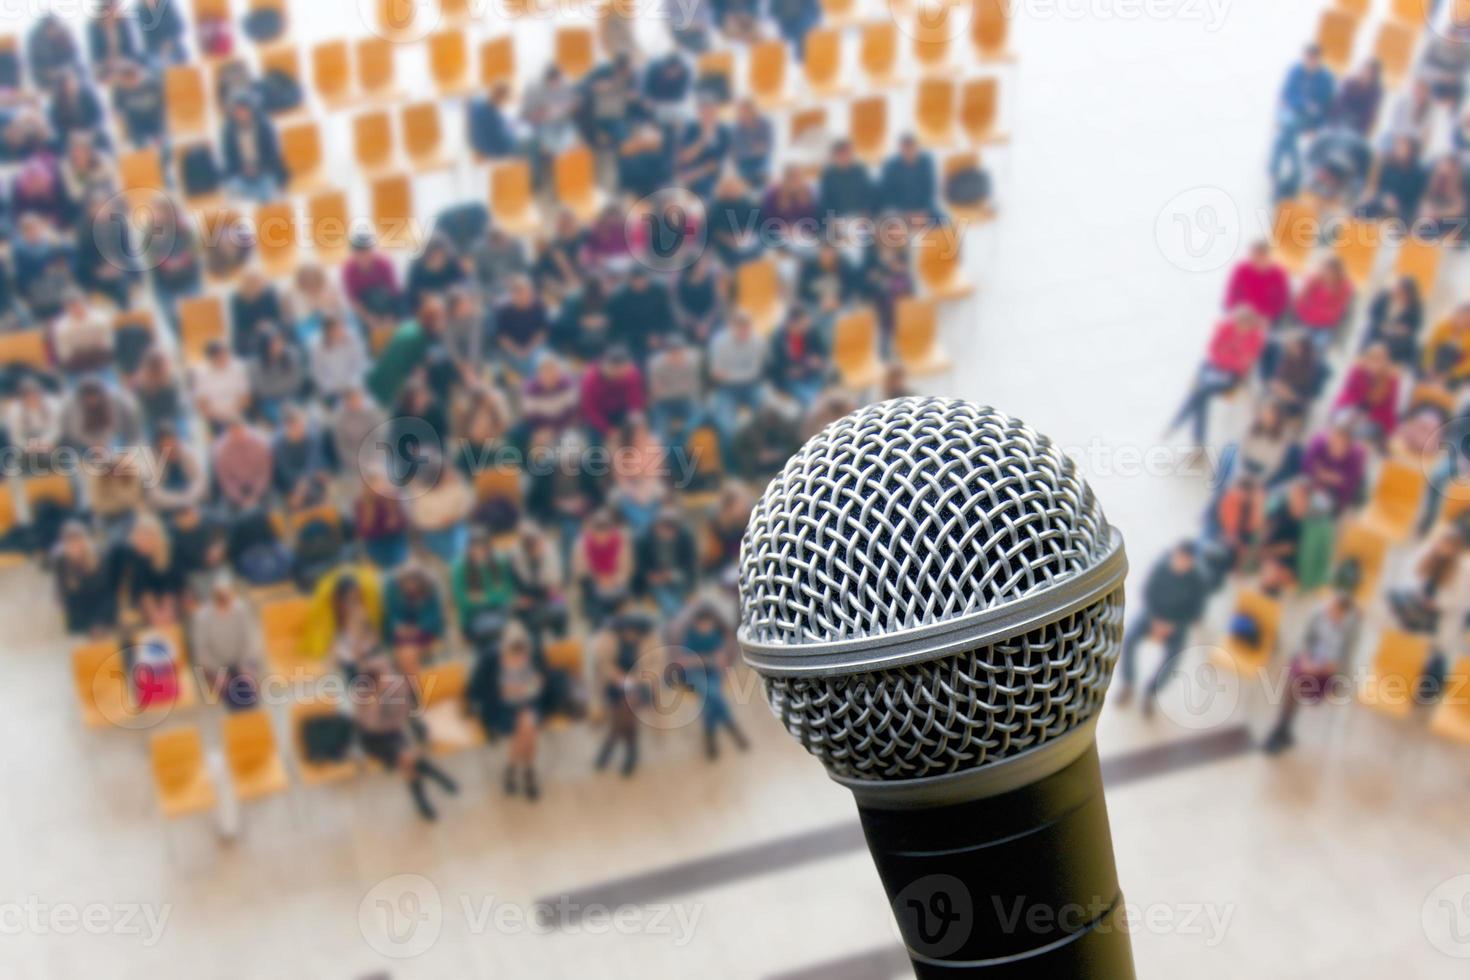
[541,726,1253,929]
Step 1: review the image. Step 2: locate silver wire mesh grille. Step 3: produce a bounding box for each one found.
[762,589,1124,781]
[737,398,1122,782]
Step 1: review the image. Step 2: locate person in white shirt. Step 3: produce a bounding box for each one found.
[309,313,368,403]
[708,312,767,444]
[52,290,114,374]
[190,340,251,430]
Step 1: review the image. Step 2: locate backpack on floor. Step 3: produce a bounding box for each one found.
[130,633,180,710]
[302,713,354,763]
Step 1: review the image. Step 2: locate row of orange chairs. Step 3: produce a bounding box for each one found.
[1272,197,1444,296]
[1316,4,1423,81]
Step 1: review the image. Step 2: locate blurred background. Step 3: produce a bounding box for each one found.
[3,0,1470,976]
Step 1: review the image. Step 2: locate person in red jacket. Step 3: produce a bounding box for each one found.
[1224,240,1291,322]
[1333,342,1400,444]
[579,346,647,438]
[1291,256,1354,346]
[1167,307,1268,444]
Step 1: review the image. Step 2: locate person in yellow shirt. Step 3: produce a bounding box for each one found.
[1422,303,1470,382]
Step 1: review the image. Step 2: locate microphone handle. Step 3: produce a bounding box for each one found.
[855,742,1136,978]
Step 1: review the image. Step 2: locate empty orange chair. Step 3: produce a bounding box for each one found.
[1336,0,1370,15]
[749,38,792,110]
[376,0,418,37]
[1271,198,1320,273]
[165,64,209,137]
[260,595,317,676]
[222,711,290,801]
[916,224,973,299]
[356,36,400,101]
[803,27,847,97]
[401,101,452,171]
[973,0,1013,60]
[1374,21,1418,86]
[735,258,785,335]
[1317,8,1360,72]
[428,27,473,97]
[1430,657,1470,743]
[1332,216,1380,285]
[696,50,734,101]
[850,95,887,164]
[292,700,359,785]
[255,200,298,277]
[442,0,475,21]
[960,77,1002,144]
[916,77,958,148]
[280,119,325,193]
[1360,457,1425,540]
[353,109,396,176]
[554,144,602,223]
[1395,235,1441,297]
[1390,0,1433,26]
[150,727,217,818]
[311,39,355,109]
[371,174,416,249]
[912,3,954,72]
[859,20,902,87]
[421,660,486,754]
[554,25,596,80]
[790,106,829,148]
[307,188,351,263]
[73,640,128,729]
[821,0,859,25]
[895,296,952,375]
[178,294,226,361]
[832,307,883,389]
[490,159,539,236]
[479,35,516,91]
[0,330,50,371]
[1360,629,1431,719]
[119,146,166,200]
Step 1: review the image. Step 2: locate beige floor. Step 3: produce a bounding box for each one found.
[12,0,1470,977]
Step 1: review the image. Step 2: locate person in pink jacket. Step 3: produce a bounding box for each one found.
[1333,342,1400,443]
[1167,307,1268,444]
[1224,240,1291,322]
[1292,257,1354,345]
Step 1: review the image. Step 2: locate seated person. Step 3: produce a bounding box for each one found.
[579,346,646,439]
[1360,275,1422,367]
[767,308,829,407]
[452,528,515,640]
[1332,343,1399,443]
[382,564,447,669]
[819,139,874,225]
[1166,307,1267,444]
[730,99,774,188]
[353,655,459,821]
[211,417,274,513]
[1355,135,1425,221]
[573,508,634,627]
[1290,257,1353,346]
[220,92,286,202]
[1262,587,1358,754]
[878,134,939,222]
[272,405,330,511]
[634,506,698,618]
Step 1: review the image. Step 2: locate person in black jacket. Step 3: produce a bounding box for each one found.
[643,51,691,120]
[634,507,698,617]
[818,140,874,225]
[767,307,828,407]
[1117,541,1210,712]
[87,0,142,82]
[137,0,188,64]
[607,267,677,360]
[220,93,286,202]
[53,521,119,637]
[878,134,940,221]
[26,15,80,91]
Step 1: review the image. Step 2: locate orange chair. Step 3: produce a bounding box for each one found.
[859,20,902,87]
[1395,235,1441,298]
[428,27,474,97]
[291,699,360,785]
[0,330,49,371]
[23,472,74,514]
[1390,0,1433,27]
[553,144,602,223]
[356,36,401,102]
[1332,518,1390,603]
[421,660,486,754]
[178,294,226,362]
[490,159,540,236]
[973,0,1013,60]
[1317,8,1360,72]
[306,188,352,263]
[1361,458,1426,540]
[820,0,859,25]
[73,640,129,729]
[254,200,298,277]
[222,711,290,801]
[1360,629,1431,720]
[696,50,734,103]
[682,425,725,500]
[371,174,416,249]
[473,466,522,509]
[258,45,303,115]
[375,0,419,37]
[895,296,952,375]
[803,27,848,98]
[749,38,792,110]
[150,727,217,818]
[735,258,785,335]
[790,106,829,158]
[311,39,355,109]
[850,95,887,164]
[916,225,974,300]
[1332,216,1381,286]
[353,108,397,176]
[119,147,167,200]
[832,308,884,389]
[479,35,516,92]
[960,77,1004,145]
[1374,21,1418,86]
[442,0,476,21]
[401,101,452,171]
[912,3,955,72]
[1211,588,1280,676]
[280,120,325,194]
[1429,657,1470,744]
[554,25,596,80]
[260,595,318,677]
[1336,0,1370,15]
[198,206,245,282]
[1271,198,1320,273]
[916,77,958,148]
[165,64,210,137]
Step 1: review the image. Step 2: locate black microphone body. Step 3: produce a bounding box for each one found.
[856,742,1134,977]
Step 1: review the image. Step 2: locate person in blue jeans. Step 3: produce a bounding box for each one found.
[1116,541,1210,716]
[708,312,768,461]
[1270,45,1336,200]
[670,600,749,759]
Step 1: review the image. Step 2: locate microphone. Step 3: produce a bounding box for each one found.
[736,398,1134,978]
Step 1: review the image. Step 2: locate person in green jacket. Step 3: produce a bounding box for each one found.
[365,294,447,406]
[452,527,516,643]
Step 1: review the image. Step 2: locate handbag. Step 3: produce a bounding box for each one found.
[302,714,355,763]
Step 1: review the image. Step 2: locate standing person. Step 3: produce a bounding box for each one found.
[353,655,460,821]
[1165,308,1267,444]
[1270,44,1336,199]
[1116,542,1210,712]
[669,601,749,759]
[1262,588,1358,755]
[593,613,658,777]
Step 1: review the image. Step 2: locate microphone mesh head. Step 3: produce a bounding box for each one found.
[738,398,1124,783]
